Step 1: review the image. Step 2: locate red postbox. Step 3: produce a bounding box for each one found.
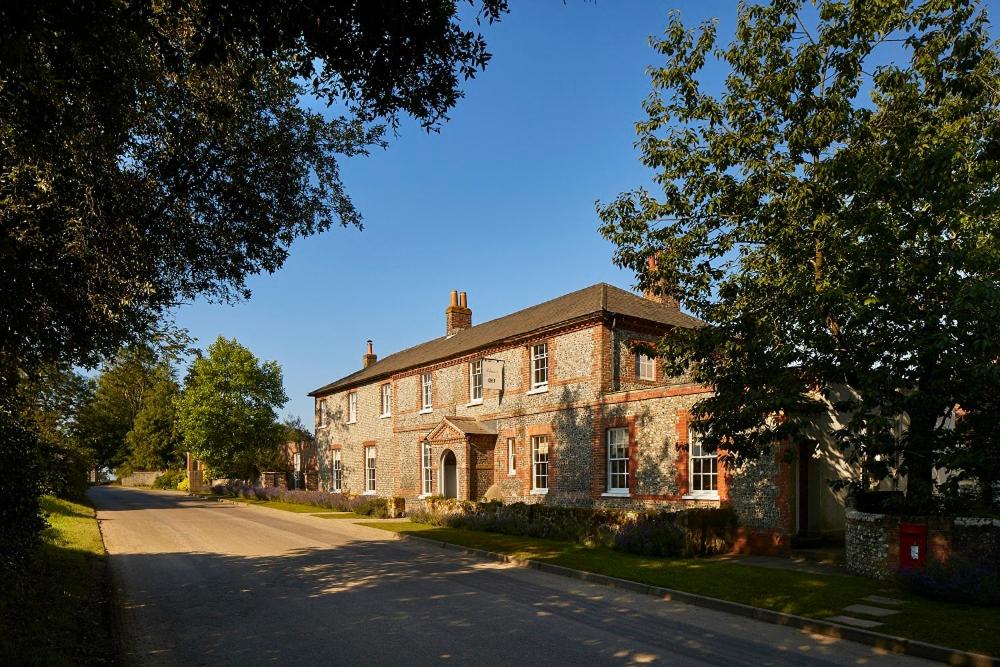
[899,522,927,570]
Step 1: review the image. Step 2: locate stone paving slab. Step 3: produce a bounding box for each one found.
[844,604,900,617]
[863,595,908,606]
[827,615,885,629]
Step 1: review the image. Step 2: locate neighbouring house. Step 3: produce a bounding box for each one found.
[280,431,319,490]
[309,283,852,553]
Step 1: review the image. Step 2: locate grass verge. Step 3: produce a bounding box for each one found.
[312,512,366,519]
[0,496,115,665]
[362,521,999,657]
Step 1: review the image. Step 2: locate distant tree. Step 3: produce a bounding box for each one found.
[76,345,168,472]
[599,0,1000,511]
[0,1,507,382]
[176,337,288,480]
[123,376,183,473]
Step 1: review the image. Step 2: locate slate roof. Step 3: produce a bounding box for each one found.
[308,283,702,396]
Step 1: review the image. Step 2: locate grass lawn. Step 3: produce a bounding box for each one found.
[362,521,999,658]
[0,496,115,665]
[225,497,370,519]
[312,512,366,519]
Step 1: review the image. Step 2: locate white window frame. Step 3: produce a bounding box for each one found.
[636,352,655,381]
[506,437,517,475]
[347,391,357,424]
[293,451,302,473]
[420,372,433,412]
[331,449,342,492]
[685,429,719,499]
[421,441,433,496]
[605,428,629,495]
[318,399,327,428]
[529,342,548,392]
[364,445,377,495]
[531,435,549,493]
[469,359,483,403]
[380,383,392,418]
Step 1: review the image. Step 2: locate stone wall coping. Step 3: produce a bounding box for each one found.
[846,510,1000,528]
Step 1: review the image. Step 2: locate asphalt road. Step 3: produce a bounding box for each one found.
[91,486,929,666]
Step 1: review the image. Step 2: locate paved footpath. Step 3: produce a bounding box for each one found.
[91,486,930,666]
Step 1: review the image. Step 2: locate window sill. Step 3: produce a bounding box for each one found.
[526,386,549,396]
[346,420,357,425]
[682,493,720,501]
[466,399,484,407]
[417,493,432,499]
[529,488,548,495]
[419,408,433,415]
[508,470,517,477]
[363,491,377,496]
[379,414,391,419]
[602,492,630,498]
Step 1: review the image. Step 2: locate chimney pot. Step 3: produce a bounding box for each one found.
[459,291,467,309]
[450,290,459,308]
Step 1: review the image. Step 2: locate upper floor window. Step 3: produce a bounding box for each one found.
[347,391,357,423]
[688,429,719,498]
[507,437,517,475]
[293,451,302,473]
[607,428,629,494]
[364,445,377,494]
[531,435,549,492]
[530,343,548,390]
[380,383,392,417]
[421,372,433,411]
[331,449,342,492]
[421,441,433,496]
[318,398,328,427]
[637,352,655,381]
[470,360,483,402]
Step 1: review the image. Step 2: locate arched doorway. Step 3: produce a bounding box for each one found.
[440,449,457,499]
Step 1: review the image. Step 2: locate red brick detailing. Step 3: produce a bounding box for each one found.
[526,423,555,493]
[675,409,689,496]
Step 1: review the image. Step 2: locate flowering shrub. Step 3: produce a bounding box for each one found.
[898,556,1000,606]
[412,497,738,558]
[215,483,389,518]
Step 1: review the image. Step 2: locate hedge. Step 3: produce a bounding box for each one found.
[216,483,390,518]
[409,498,739,558]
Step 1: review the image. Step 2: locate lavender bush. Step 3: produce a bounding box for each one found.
[215,483,389,518]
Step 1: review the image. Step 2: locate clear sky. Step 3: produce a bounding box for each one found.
[168,1,754,426]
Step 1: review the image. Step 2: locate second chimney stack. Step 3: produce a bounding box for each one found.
[362,340,377,368]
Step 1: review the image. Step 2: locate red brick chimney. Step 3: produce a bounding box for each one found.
[445,290,472,337]
[643,255,680,310]
[362,340,377,368]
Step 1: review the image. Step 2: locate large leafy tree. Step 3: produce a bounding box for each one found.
[176,337,288,480]
[599,0,1000,510]
[0,0,507,382]
[123,375,184,473]
[76,345,173,471]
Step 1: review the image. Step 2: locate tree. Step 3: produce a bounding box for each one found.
[0,1,507,382]
[599,0,1000,511]
[176,337,288,480]
[123,376,184,473]
[76,345,172,472]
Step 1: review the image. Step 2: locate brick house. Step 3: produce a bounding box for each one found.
[309,283,796,551]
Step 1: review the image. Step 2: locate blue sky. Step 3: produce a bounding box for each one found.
[168,1,759,425]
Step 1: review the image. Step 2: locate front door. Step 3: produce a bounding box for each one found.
[441,450,458,499]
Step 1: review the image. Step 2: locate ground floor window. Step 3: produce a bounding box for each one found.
[364,446,377,494]
[507,437,516,475]
[688,429,718,497]
[332,450,342,492]
[421,441,433,495]
[531,435,549,491]
[607,427,629,494]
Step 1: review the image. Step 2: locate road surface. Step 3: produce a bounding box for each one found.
[91,486,927,666]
